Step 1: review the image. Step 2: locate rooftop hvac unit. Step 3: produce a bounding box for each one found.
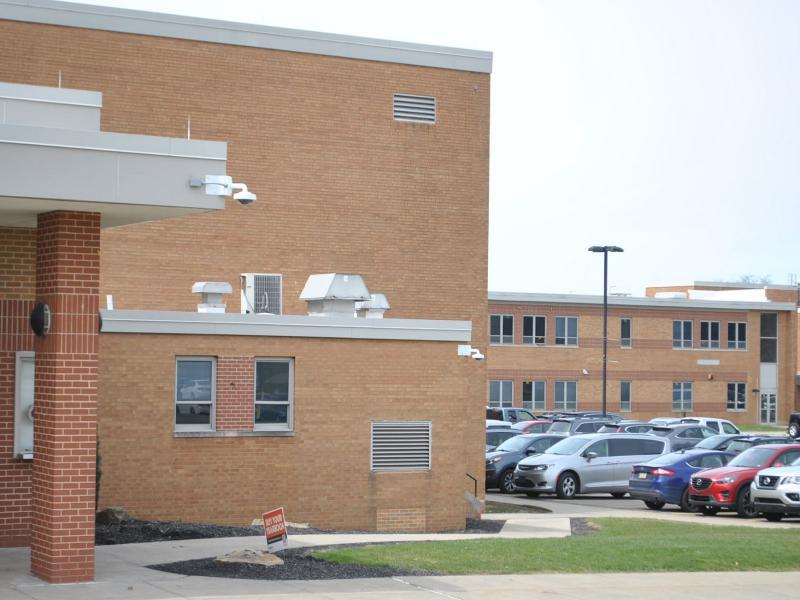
[241,273,282,315]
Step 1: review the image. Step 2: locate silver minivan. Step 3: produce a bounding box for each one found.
[513,433,670,499]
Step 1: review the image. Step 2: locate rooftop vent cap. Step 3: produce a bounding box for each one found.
[300,273,371,317]
[356,293,390,319]
[654,292,689,300]
[192,281,232,313]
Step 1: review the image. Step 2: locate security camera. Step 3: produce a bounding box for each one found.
[471,349,485,361]
[232,183,256,205]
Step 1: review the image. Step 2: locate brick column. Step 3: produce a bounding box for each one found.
[31,211,100,583]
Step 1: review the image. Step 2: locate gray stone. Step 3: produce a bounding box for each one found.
[96,507,130,524]
[215,549,283,567]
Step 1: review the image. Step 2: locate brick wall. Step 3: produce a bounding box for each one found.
[216,356,255,431]
[0,227,36,301]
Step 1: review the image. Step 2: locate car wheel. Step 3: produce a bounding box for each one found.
[679,487,695,512]
[736,485,757,518]
[764,513,783,522]
[610,492,626,499]
[700,506,719,516]
[789,422,800,439]
[556,472,578,499]
[500,469,516,494]
[525,492,540,498]
[644,500,665,510]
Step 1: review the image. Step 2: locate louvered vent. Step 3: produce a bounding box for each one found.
[371,421,431,471]
[241,273,282,315]
[393,94,436,124]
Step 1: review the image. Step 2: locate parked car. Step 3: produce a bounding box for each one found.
[486,407,537,424]
[487,419,512,428]
[486,427,520,452]
[649,417,683,427]
[688,443,800,517]
[724,436,793,454]
[511,420,553,434]
[486,434,565,493]
[686,434,745,452]
[679,417,741,435]
[546,411,623,423]
[597,420,654,434]
[751,456,800,521]
[629,450,734,511]
[788,412,800,439]
[649,424,717,450]
[547,418,608,436]
[513,433,670,499]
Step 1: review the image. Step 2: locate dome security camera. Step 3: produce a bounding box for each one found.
[232,183,256,205]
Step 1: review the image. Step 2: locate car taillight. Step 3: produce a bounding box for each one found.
[651,468,675,477]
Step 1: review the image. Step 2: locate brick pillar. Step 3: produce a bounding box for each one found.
[30,211,100,583]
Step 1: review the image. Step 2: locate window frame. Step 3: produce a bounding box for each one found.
[620,317,632,348]
[727,382,746,412]
[175,356,216,432]
[522,315,547,346]
[554,380,577,411]
[620,380,632,412]
[254,357,294,431]
[555,316,578,346]
[522,380,546,411]
[489,380,514,407]
[727,321,747,350]
[672,381,693,412]
[490,314,514,345]
[700,320,720,349]
[672,320,693,349]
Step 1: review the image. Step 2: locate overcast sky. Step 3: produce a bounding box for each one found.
[76,0,800,295]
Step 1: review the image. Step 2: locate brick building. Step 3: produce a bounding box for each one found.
[488,282,799,425]
[0,0,490,583]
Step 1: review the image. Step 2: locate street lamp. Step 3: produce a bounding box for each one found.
[588,245,624,418]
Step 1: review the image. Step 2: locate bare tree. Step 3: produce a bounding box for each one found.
[738,274,772,285]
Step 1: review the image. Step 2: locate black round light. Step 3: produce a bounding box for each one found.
[30,302,52,337]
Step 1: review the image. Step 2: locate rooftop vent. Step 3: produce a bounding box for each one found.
[356,293,390,319]
[393,93,436,124]
[300,273,370,317]
[654,292,689,300]
[192,281,232,313]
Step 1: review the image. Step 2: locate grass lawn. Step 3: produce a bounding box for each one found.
[741,424,787,433]
[312,518,800,574]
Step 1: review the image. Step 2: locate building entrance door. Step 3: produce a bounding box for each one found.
[760,392,777,425]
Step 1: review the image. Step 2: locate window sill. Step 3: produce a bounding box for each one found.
[175,430,295,438]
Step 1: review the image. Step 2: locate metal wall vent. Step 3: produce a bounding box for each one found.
[241,273,282,315]
[393,94,436,124]
[371,421,432,471]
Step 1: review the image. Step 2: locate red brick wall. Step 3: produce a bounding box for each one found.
[30,211,99,583]
[216,356,255,431]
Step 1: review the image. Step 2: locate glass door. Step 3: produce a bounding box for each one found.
[759,392,777,425]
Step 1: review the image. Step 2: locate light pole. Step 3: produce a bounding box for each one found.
[588,245,624,418]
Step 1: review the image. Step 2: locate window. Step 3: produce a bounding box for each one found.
[175,357,215,431]
[554,381,577,411]
[620,381,632,412]
[523,315,546,345]
[555,316,578,346]
[489,380,513,407]
[673,320,692,348]
[490,314,514,344]
[672,382,692,411]
[760,313,777,363]
[620,318,632,348]
[727,382,746,411]
[722,422,739,434]
[700,321,720,348]
[255,359,293,430]
[727,322,746,350]
[371,421,431,470]
[584,439,609,457]
[522,381,545,411]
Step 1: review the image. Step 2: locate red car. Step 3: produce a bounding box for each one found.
[511,420,553,434]
[688,443,800,517]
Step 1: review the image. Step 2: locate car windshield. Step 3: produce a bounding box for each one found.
[724,440,754,454]
[546,437,588,455]
[727,447,776,468]
[694,435,730,449]
[496,436,533,452]
[548,421,572,433]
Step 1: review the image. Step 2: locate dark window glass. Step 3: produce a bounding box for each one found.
[620,318,631,347]
[585,439,609,457]
[760,339,777,363]
[640,439,665,455]
[609,438,644,456]
[255,361,291,428]
[760,313,777,338]
[535,317,546,344]
[523,316,533,339]
[175,359,213,428]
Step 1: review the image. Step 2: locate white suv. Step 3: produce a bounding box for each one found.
[751,458,800,521]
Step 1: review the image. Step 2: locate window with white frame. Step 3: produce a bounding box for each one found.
[672,320,692,349]
[727,382,746,411]
[490,314,514,344]
[700,321,720,348]
[554,381,577,411]
[620,381,632,412]
[672,382,692,411]
[555,316,578,346]
[620,318,632,348]
[489,380,513,407]
[175,357,215,431]
[522,381,546,411]
[523,315,546,345]
[727,322,746,350]
[255,358,293,430]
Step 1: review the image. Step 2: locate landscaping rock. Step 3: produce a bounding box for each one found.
[216,549,283,567]
[96,507,130,524]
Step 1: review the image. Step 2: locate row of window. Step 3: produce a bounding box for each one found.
[489,380,749,413]
[176,357,293,431]
[490,313,779,354]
